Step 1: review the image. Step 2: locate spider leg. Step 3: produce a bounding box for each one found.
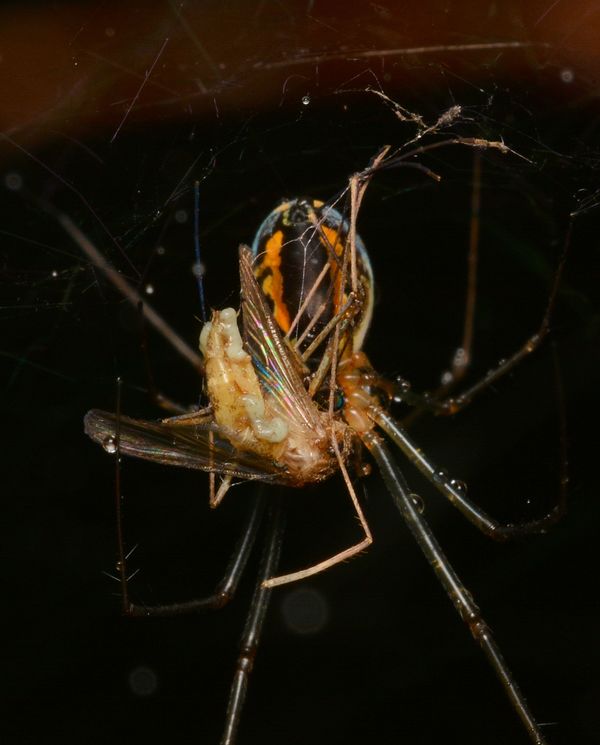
[56,208,205,414]
[220,500,285,745]
[426,149,482,397]
[371,405,566,539]
[58,212,204,373]
[402,219,571,419]
[124,493,266,617]
[363,431,549,745]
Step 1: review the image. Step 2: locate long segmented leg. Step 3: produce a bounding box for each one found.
[122,494,266,617]
[364,431,549,745]
[56,208,205,414]
[220,500,285,745]
[399,218,572,420]
[371,404,567,539]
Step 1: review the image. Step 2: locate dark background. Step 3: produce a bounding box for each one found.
[1,2,599,744]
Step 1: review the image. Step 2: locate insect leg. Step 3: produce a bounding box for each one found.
[363,430,549,745]
[125,493,267,617]
[263,433,372,588]
[220,499,285,745]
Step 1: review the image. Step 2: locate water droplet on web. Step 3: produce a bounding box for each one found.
[301,94,311,106]
[192,261,205,278]
[51,270,58,278]
[145,284,154,295]
[175,209,188,224]
[102,436,118,454]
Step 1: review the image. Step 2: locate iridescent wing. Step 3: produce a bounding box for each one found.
[238,245,322,431]
[84,409,287,483]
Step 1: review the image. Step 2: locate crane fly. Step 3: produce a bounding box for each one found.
[82,142,567,745]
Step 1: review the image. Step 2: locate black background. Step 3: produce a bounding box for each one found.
[2,2,599,744]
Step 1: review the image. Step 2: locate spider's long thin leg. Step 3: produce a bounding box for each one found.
[57,211,204,373]
[371,405,566,539]
[363,431,549,745]
[124,493,267,617]
[220,500,285,745]
[57,209,204,414]
[400,219,571,419]
[427,148,483,398]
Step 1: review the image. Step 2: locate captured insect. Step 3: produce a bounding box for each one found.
[79,136,568,745]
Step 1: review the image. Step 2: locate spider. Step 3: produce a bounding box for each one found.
[76,138,568,745]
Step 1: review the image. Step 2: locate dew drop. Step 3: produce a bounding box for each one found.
[441,370,453,385]
[359,462,372,477]
[450,479,468,495]
[51,270,58,278]
[192,261,206,278]
[301,94,311,106]
[453,347,467,368]
[102,436,118,454]
[145,284,154,295]
[434,468,449,485]
[410,493,425,514]
[156,245,166,256]
[393,377,411,401]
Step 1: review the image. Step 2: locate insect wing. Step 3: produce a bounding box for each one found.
[238,245,322,431]
[84,409,286,483]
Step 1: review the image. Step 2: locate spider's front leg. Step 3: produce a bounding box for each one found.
[341,351,566,540]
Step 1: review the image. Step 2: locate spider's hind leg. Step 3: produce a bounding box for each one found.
[220,499,285,745]
[364,432,550,745]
